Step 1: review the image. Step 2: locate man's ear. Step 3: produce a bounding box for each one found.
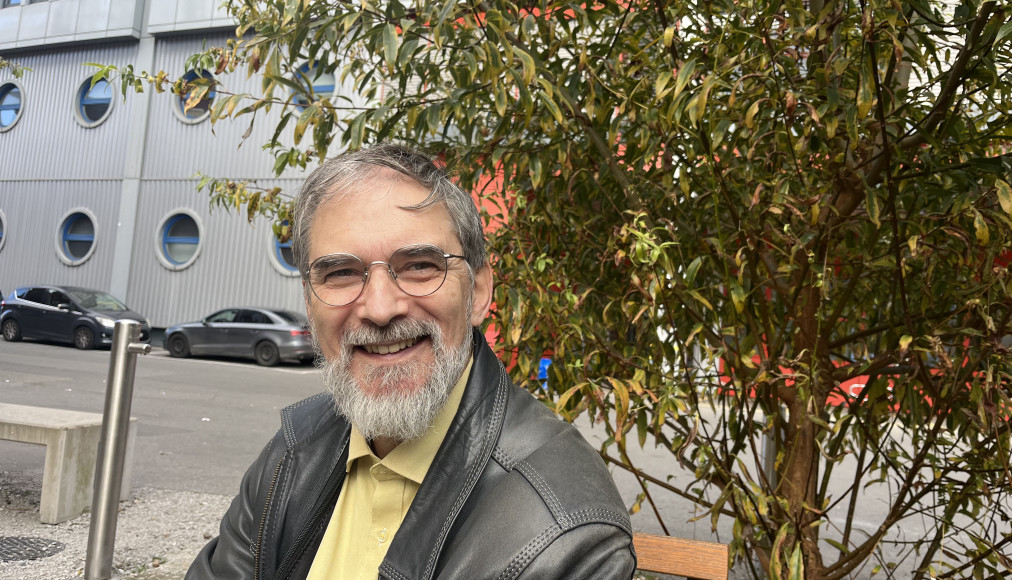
[470,261,494,327]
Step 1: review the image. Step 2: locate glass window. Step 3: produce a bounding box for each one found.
[66,288,127,311]
[76,78,113,127]
[238,310,271,324]
[292,63,335,112]
[0,82,23,131]
[24,288,49,304]
[161,213,200,266]
[50,291,71,308]
[3,0,24,7]
[207,309,238,323]
[60,211,95,262]
[175,70,216,123]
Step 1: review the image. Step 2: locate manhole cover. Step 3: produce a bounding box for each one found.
[0,536,65,561]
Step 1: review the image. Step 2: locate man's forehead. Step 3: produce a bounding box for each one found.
[309,177,457,256]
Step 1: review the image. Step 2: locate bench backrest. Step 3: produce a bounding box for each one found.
[633,532,729,580]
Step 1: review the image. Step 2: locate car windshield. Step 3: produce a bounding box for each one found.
[272,310,307,325]
[67,289,129,312]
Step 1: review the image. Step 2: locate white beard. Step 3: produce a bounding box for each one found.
[314,317,473,442]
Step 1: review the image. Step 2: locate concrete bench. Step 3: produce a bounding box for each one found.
[0,403,136,524]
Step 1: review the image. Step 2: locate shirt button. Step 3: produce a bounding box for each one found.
[377,528,388,543]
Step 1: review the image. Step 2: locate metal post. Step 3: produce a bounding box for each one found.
[85,320,151,580]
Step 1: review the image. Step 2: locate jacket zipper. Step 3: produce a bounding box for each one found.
[254,456,285,580]
[273,441,348,580]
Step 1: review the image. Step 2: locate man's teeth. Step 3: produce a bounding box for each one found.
[363,336,420,354]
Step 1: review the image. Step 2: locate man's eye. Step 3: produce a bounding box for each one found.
[327,267,360,279]
[403,260,439,272]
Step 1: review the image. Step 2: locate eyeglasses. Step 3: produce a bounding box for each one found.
[308,244,468,307]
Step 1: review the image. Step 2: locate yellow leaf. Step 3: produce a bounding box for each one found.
[996,179,1012,216]
[745,100,760,129]
[663,26,675,48]
[730,281,746,314]
[899,335,912,356]
[973,209,989,245]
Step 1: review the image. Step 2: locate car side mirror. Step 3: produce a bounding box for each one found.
[56,303,72,311]
[202,319,210,326]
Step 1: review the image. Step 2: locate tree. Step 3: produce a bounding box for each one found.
[105,0,1012,577]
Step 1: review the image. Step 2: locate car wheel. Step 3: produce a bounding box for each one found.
[167,334,190,358]
[73,326,95,350]
[254,341,280,367]
[2,319,22,342]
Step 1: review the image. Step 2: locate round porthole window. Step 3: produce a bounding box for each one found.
[0,209,7,253]
[0,81,25,132]
[55,208,98,266]
[156,210,203,270]
[174,70,217,124]
[267,221,299,277]
[75,77,114,127]
[291,63,335,112]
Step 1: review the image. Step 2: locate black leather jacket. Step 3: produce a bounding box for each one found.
[187,328,636,579]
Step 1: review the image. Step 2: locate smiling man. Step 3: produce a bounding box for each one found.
[187,144,636,579]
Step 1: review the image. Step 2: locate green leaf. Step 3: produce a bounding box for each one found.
[293,103,318,144]
[539,90,564,123]
[515,47,535,86]
[529,156,543,188]
[686,256,703,284]
[673,58,696,99]
[998,22,1012,45]
[857,57,874,119]
[383,23,398,70]
[866,188,881,227]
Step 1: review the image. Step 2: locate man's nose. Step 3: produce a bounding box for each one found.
[354,262,409,325]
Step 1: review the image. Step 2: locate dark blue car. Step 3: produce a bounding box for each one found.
[0,285,150,349]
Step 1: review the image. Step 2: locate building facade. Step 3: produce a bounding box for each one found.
[0,0,313,329]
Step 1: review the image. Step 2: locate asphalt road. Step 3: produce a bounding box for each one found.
[0,338,321,495]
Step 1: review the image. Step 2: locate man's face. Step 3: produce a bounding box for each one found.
[305,173,492,438]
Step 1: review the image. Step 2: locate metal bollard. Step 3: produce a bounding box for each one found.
[85,320,151,580]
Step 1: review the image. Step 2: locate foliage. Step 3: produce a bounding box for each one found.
[0,56,29,78]
[99,0,1012,577]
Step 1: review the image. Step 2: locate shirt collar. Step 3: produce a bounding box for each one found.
[346,356,473,485]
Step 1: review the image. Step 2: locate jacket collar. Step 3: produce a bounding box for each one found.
[379,327,509,580]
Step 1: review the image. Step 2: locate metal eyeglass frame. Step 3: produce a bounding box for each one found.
[308,243,469,307]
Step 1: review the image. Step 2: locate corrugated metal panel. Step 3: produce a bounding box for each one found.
[0,185,122,294]
[0,42,138,181]
[126,179,306,327]
[143,32,311,181]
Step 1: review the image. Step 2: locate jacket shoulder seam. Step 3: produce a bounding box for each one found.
[496,523,562,580]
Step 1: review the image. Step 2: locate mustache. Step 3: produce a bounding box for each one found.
[342,318,441,347]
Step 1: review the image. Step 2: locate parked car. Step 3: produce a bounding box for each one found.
[1,285,150,349]
[164,307,314,366]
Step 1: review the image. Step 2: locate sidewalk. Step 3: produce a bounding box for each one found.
[0,470,230,580]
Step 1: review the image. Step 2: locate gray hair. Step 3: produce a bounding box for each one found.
[292,143,487,283]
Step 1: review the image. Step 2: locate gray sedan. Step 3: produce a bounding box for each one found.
[164,307,314,366]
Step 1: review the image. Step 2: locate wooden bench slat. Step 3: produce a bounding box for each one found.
[633,532,729,580]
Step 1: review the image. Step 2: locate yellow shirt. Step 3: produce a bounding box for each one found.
[307,358,472,580]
